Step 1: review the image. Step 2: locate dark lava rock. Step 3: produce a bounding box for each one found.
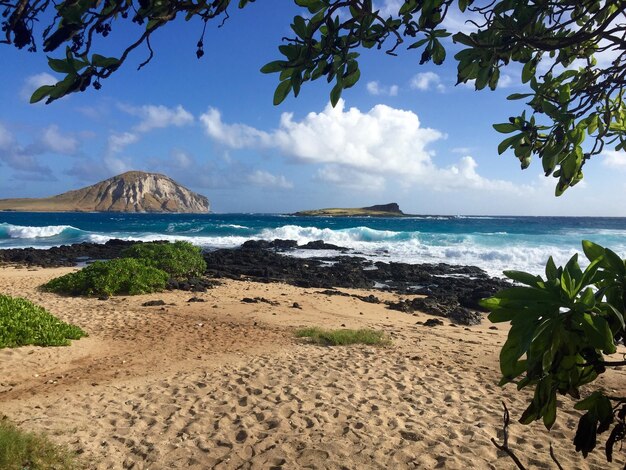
[387,296,483,325]
[0,239,136,268]
[142,300,166,307]
[167,277,218,292]
[448,307,483,326]
[423,318,444,327]
[355,294,381,304]
[292,302,302,309]
[298,240,349,251]
[316,289,350,297]
[187,297,206,303]
[241,297,258,303]
[241,239,298,251]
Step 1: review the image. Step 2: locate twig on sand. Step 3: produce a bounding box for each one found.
[550,442,565,470]
[490,401,527,470]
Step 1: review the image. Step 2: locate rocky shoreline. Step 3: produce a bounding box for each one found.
[0,239,510,325]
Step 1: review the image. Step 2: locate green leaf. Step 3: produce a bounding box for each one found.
[408,38,429,50]
[504,270,542,287]
[545,256,558,281]
[330,83,342,107]
[507,93,533,101]
[47,57,75,74]
[91,54,120,68]
[497,134,523,155]
[493,123,517,133]
[260,60,286,74]
[273,80,291,105]
[522,59,536,83]
[30,85,55,104]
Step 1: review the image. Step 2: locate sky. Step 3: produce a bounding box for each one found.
[1,1,625,216]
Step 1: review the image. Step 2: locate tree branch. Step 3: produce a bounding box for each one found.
[490,402,528,470]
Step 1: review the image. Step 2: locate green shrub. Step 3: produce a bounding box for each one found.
[122,241,207,280]
[42,258,168,297]
[0,294,86,348]
[0,416,80,469]
[482,240,626,462]
[295,327,390,346]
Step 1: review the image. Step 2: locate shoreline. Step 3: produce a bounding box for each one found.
[1,265,625,468]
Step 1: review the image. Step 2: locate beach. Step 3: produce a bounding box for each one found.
[2,265,625,469]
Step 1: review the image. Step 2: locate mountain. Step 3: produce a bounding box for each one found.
[0,171,210,213]
[293,202,406,217]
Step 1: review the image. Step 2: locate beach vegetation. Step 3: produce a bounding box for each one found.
[482,240,626,466]
[42,258,168,297]
[0,416,80,469]
[0,294,86,348]
[2,1,624,194]
[295,327,390,346]
[122,241,207,280]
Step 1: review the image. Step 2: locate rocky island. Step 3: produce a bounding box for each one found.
[0,171,210,213]
[293,202,407,217]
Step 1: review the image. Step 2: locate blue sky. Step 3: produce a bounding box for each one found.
[1,1,625,215]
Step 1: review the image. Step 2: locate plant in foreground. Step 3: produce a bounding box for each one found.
[0,294,86,348]
[296,327,390,346]
[42,258,168,296]
[481,240,626,465]
[0,416,80,470]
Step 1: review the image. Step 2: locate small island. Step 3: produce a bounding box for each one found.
[293,203,407,217]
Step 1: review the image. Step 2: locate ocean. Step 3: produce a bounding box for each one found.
[1,212,625,277]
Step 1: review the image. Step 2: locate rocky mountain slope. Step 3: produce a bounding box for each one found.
[0,171,210,213]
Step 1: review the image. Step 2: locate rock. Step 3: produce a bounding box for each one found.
[241,298,258,303]
[298,240,348,251]
[142,300,166,307]
[423,318,444,327]
[387,296,482,325]
[448,307,483,326]
[0,171,210,213]
[292,302,302,309]
[187,297,206,303]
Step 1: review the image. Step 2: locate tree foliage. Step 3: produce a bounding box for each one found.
[1,1,626,195]
[481,241,626,464]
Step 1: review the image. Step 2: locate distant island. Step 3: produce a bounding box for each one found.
[0,171,210,213]
[293,203,407,217]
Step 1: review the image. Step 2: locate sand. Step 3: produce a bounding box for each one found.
[1,265,625,469]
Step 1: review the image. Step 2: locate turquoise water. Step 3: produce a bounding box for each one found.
[1,212,626,276]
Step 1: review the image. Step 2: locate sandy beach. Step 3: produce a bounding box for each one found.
[1,265,625,469]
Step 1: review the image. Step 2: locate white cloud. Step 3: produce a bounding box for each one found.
[247,170,293,189]
[366,81,399,96]
[171,149,193,169]
[375,0,403,17]
[499,74,514,88]
[119,104,194,132]
[602,150,626,169]
[108,132,138,154]
[410,72,445,92]
[40,125,79,155]
[200,108,270,148]
[315,165,386,190]
[0,124,14,149]
[201,99,521,193]
[20,73,57,102]
[105,156,132,174]
[0,123,53,176]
